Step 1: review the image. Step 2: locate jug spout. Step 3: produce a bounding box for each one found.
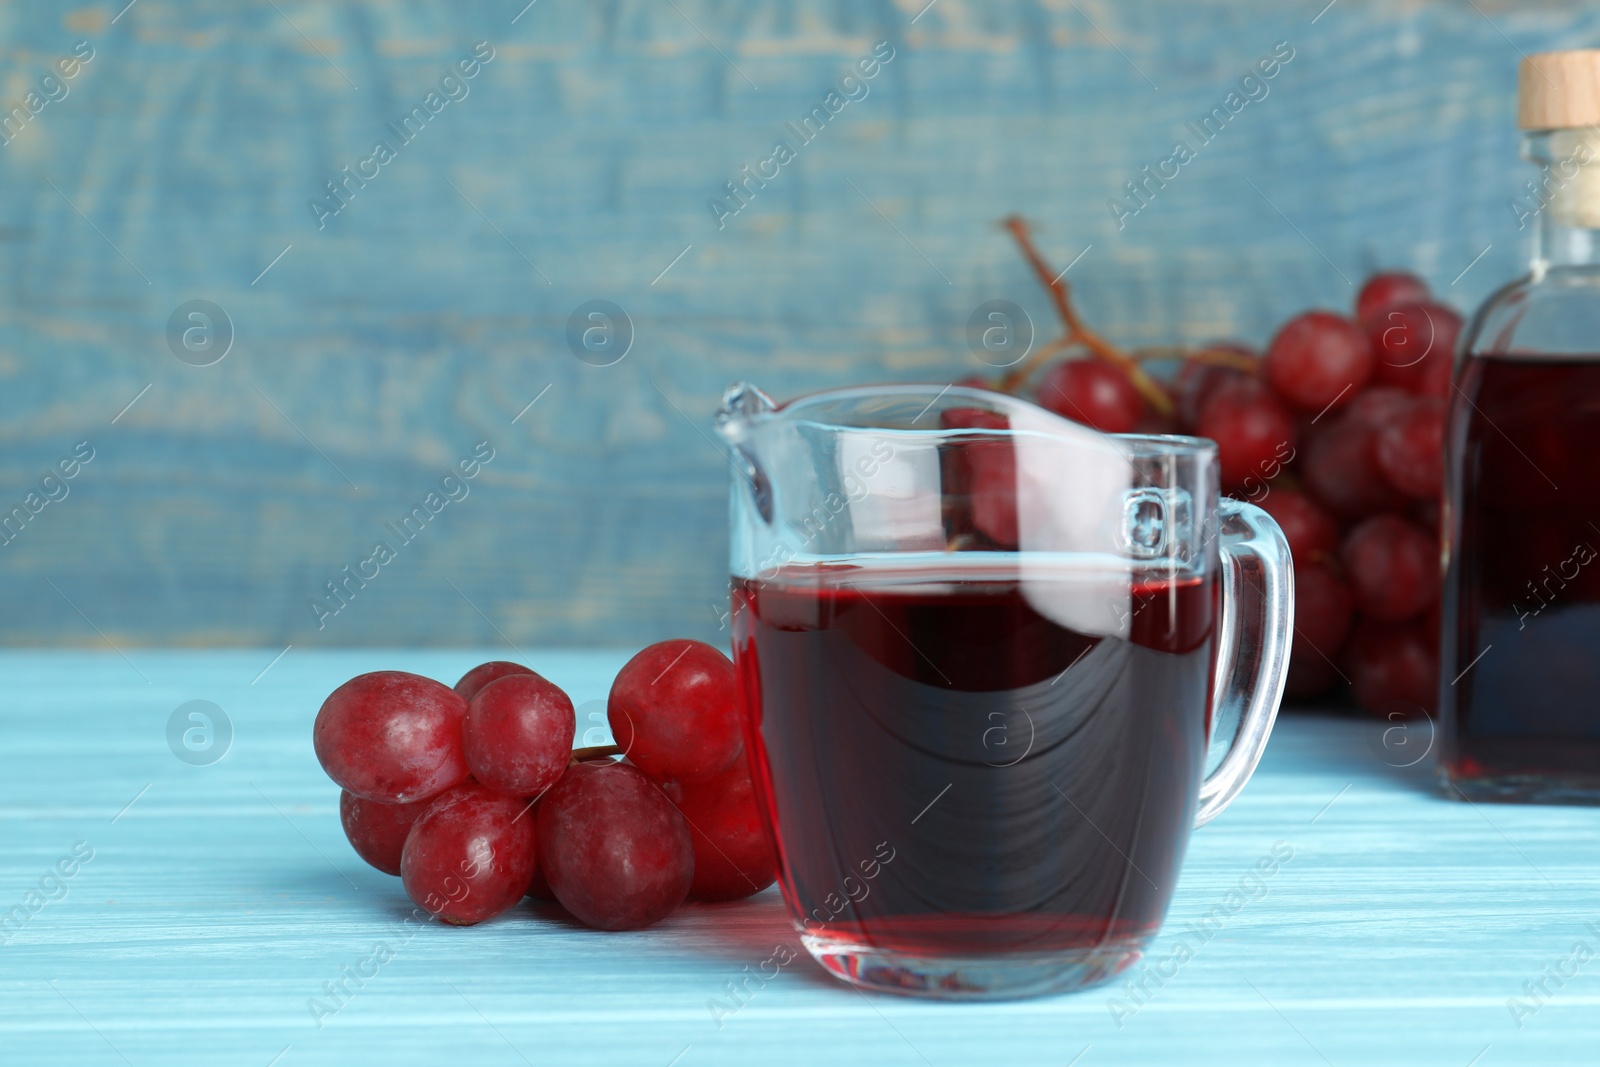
[716,381,778,525]
[715,381,778,445]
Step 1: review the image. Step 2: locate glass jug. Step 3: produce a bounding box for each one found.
[716,381,1292,999]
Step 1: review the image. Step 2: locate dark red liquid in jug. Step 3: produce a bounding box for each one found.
[731,563,1216,957]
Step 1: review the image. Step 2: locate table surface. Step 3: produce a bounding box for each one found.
[2,650,1596,1067]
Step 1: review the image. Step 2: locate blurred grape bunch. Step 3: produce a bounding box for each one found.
[977,219,1454,719]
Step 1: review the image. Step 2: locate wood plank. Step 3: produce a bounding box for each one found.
[1,650,1595,1064]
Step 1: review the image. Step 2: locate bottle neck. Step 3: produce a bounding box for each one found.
[1536,214,1600,270]
[1526,129,1600,272]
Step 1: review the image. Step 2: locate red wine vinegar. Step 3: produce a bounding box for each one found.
[731,560,1217,959]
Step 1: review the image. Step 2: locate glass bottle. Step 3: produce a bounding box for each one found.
[1440,50,1600,803]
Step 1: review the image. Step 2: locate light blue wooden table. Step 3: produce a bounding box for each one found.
[2,650,1596,1065]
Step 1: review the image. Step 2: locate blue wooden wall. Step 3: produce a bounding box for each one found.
[2,0,1597,649]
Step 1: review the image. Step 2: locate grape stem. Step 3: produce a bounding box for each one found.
[997,215,1175,416]
[568,744,622,765]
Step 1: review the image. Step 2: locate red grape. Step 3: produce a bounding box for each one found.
[1132,409,1180,436]
[537,760,693,930]
[941,406,1007,431]
[1284,561,1354,699]
[1037,359,1144,433]
[1174,358,1248,432]
[671,758,777,902]
[1294,562,1355,658]
[1340,385,1419,431]
[454,660,535,701]
[1286,559,1350,700]
[1265,311,1374,413]
[1374,398,1446,498]
[1412,495,1442,533]
[942,408,1019,549]
[1194,378,1297,492]
[340,790,430,876]
[609,640,742,783]
[1285,652,1341,701]
[463,673,576,797]
[1355,272,1431,326]
[314,671,470,803]
[1348,619,1438,717]
[1340,514,1441,622]
[1301,413,1406,519]
[526,867,556,901]
[1258,489,1338,565]
[1368,301,1460,397]
[525,869,556,901]
[400,782,537,925]
[524,798,557,901]
[645,765,685,806]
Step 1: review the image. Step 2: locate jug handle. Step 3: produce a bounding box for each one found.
[1194,498,1294,828]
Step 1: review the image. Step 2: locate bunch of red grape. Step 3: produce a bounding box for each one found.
[1173,273,1455,718]
[992,220,1456,719]
[313,639,777,929]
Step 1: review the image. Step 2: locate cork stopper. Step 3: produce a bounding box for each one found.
[1520,51,1600,129]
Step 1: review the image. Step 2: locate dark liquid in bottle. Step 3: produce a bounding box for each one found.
[731,561,1215,958]
[1442,354,1600,800]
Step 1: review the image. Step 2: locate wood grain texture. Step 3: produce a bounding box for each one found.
[1519,48,1600,128]
[2,1,1600,646]
[2,650,1598,1065]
